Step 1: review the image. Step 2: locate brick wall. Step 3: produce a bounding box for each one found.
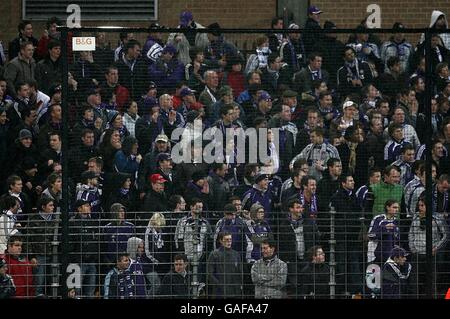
[314,0,450,43]
[1,0,449,54]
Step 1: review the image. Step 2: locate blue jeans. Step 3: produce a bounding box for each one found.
[33,255,51,296]
[145,272,161,297]
[77,264,97,298]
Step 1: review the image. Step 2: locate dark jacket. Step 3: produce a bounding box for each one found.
[137,148,164,192]
[207,172,231,212]
[381,258,413,299]
[144,226,173,274]
[69,214,100,263]
[303,18,323,55]
[102,220,136,264]
[313,36,346,88]
[115,57,150,100]
[330,188,365,250]
[277,215,320,263]
[68,144,99,182]
[141,189,168,226]
[69,59,102,94]
[316,172,340,212]
[35,57,63,95]
[0,273,16,299]
[184,181,211,212]
[8,140,40,174]
[103,261,147,299]
[299,262,330,298]
[159,270,191,298]
[207,246,243,298]
[26,212,60,258]
[337,59,373,98]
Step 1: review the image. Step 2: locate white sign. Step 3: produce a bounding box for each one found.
[72,37,95,51]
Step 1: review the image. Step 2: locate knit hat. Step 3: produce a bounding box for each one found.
[19,129,32,140]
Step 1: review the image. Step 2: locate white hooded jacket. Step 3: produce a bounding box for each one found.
[420,10,450,49]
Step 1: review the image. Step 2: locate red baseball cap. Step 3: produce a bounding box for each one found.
[150,174,167,184]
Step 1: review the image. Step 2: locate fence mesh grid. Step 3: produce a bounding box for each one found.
[0,24,449,299]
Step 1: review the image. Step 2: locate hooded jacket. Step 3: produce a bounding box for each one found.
[420,10,450,49]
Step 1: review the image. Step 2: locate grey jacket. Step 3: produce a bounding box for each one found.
[408,215,448,255]
[4,54,36,98]
[251,255,287,299]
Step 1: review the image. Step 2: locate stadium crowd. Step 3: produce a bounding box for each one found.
[0,6,450,299]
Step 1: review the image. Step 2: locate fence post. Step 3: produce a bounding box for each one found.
[329,206,336,299]
[191,218,200,298]
[50,212,61,298]
[424,29,434,299]
[60,26,70,299]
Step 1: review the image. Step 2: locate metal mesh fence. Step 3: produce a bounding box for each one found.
[0,24,449,299]
[2,209,449,299]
